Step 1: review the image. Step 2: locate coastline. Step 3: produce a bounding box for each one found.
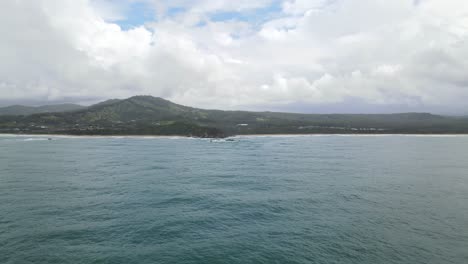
[234,134,468,138]
[2,133,468,139]
[0,133,190,139]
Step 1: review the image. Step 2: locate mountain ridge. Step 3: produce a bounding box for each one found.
[0,103,85,116]
[1,95,467,137]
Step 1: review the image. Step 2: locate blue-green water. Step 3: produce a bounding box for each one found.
[1,135,468,264]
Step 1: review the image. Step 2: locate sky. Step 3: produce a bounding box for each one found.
[1,0,468,114]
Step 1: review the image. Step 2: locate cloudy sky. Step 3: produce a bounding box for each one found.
[1,0,467,113]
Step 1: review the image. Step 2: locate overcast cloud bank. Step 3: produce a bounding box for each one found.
[1,0,467,113]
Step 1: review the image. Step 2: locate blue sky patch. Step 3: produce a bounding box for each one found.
[114,1,155,30]
[209,1,283,25]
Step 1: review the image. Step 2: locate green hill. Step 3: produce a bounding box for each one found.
[1,95,468,137]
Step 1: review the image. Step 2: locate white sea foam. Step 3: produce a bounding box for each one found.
[1,133,468,141]
[22,138,50,141]
[234,134,468,139]
[0,134,191,140]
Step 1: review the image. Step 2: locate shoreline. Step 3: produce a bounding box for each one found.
[234,134,468,138]
[2,133,468,139]
[0,133,189,139]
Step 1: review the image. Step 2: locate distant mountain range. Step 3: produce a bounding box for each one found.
[0,104,85,116]
[1,96,468,137]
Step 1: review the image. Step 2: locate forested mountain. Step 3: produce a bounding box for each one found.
[1,96,467,137]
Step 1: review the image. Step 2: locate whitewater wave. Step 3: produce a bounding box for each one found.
[235,134,468,139]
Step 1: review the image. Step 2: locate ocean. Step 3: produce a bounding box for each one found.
[1,135,467,264]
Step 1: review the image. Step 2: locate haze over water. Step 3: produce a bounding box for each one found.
[1,135,467,264]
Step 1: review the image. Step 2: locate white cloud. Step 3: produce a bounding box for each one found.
[0,0,468,113]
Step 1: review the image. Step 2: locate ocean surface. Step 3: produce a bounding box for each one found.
[0,134,467,264]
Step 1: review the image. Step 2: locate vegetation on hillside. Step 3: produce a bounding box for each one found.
[1,96,468,137]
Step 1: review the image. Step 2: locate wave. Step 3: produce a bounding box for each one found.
[2,133,468,142]
[0,134,192,140]
[235,134,468,139]
[22,138,50,141]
